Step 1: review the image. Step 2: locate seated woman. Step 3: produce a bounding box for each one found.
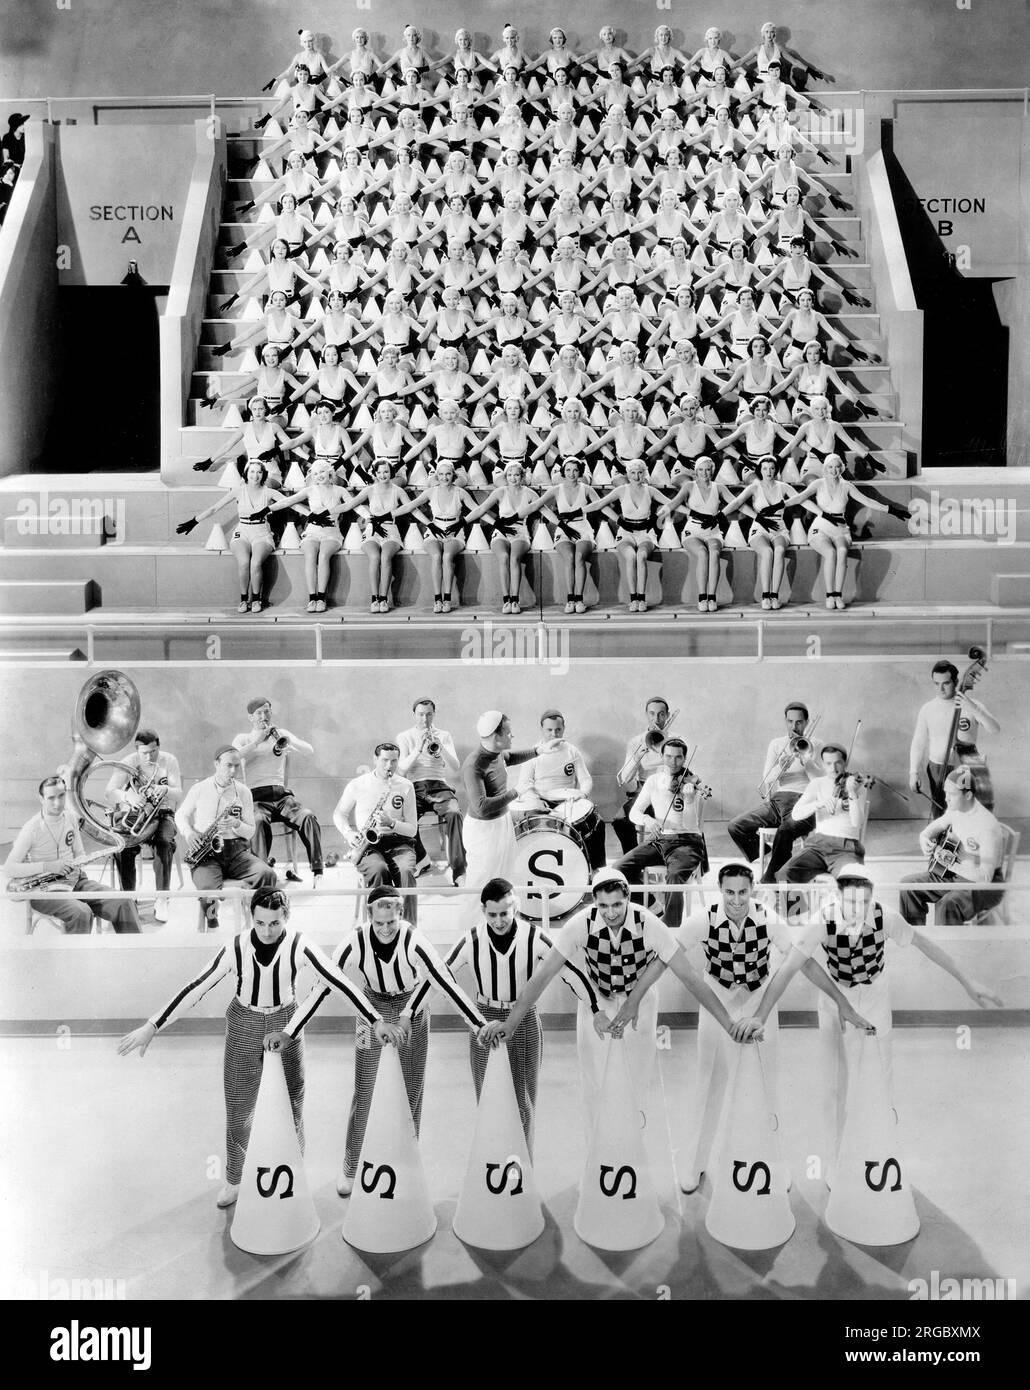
[530,396,599,476]
[529,457,602,614]
[269,458,350,612]
[175,461,288,612]
[346,458,413,613]
[659,454,734,612]
[470,397,546,484]
[772,340,877,425]
[213,288,318,369]
[233,149,334,224]
[227,190,321,265]
[717,394,794,479]
[192,394,290,485]
[686,28,738,82]
[793,453,910,609]
[588,397,658,477]
[208,342,302,425]
[285,342,363,420]
[464,461,540,615]
[780,394,883,483]
[737,22,832,89]
[341,399,417,486]
[647,285,706,355]
[400,398,475,485]
[699,284,778,365]
[648,392,723,471]
[718,334,784,422]
[721,453,805,609]
[393,459,477,613]
[584,457,669,613]
[756,235,871,316]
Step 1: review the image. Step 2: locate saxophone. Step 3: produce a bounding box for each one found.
[184,803,242,867]
[347,783,393,862]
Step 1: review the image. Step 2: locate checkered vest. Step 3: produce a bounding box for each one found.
[585,907,654,998]
[702,904,773,992]
[821,905,885,985]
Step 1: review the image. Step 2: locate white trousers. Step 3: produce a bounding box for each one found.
[683,978,780,1181]
[815,972,894,1168]
[576,990,659,1138]
[461,813,516,927]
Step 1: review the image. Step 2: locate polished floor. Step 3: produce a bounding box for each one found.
[1,1026,1026,1301]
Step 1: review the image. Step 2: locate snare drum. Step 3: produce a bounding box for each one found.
[513,814,590,922]
[547,795,601,841]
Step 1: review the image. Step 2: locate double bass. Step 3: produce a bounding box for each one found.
[938,646,993,808]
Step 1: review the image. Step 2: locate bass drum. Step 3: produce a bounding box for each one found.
[513,814,590,923]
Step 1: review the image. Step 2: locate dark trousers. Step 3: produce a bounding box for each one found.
[783,833,864,882]
[31,872,141,934]
[615,833,705,930]
[412,779,467,881]
[358,835,417,925]
[251,785,323,875]
[925,750,993,817]
[116,811,176,891]
[612,791,643,856]
[900,870,1005,926]
[727,790,816,881]
[191,839,277,915]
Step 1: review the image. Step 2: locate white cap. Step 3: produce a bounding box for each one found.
[298,29,314,42]
[591,867,629,893]
[476,710,505,739]
[834,862,871,883]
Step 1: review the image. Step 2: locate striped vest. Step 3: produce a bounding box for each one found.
[702,905,773,992]
[822,906,885,986]
[585,907,654,998]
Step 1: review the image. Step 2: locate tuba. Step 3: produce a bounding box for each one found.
[64,671,142,852]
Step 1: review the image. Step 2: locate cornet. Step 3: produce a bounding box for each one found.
[424,724,442,758]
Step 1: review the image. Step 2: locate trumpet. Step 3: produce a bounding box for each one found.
[423,724,441,759]
[348,784,392,862]
[265,724,289,757]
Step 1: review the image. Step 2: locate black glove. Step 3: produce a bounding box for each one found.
[262,79,276,93]
[221,295,239,313]
[808,67,828,81]
[855,399,877,419]
[227,242,244,259]
[235,200,255,214]
[887,501,909,520]
[426,522,444,538]
[306,509,331,526]
[258,448,279,462]
[192,458,213,472]
[176,517,199,535]
[830,196,852,212]
[249,505,271,523]
[254,113,271,130]
[818,150,833,165]
[214,342,233,358]
[556,518,579,541]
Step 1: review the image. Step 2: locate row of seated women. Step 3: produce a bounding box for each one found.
[178,445,911,617]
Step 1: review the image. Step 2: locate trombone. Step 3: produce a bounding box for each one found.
[758,713,822,799]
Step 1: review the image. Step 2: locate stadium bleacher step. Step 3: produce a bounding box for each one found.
[0,580,96,616]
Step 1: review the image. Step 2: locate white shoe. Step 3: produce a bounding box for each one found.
[336,1172,354,1197]
[678,1169,703,1195]
[154,896,169,922]
[216,1182,239,1208]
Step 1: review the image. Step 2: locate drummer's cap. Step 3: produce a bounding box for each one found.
[476,709,505,738]
[540,708,563,724]
[946,766,974,792]
[591,867,629,894]
[835,863,872,888]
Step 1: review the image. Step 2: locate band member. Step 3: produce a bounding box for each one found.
[411,877,600,1153]
[5,775,142,934]
[175,746,277,929]
[612,695,675,855]
[106,728,181,921]
[396,697,466,885]
[272,885,490,1195]
[231,697,323,886]
[515,709,607,870]
[488,868,760,1134]
[609,862,874,1193]
[334,743,418,925]
[727,702,820,884]
[614,737,707,930]
[460,711,561,920]
[118,886,398,1208]
[908,660,1000,816]
[780,744,870,884]
[900,767,1006,926]
[802,869,1001,1178]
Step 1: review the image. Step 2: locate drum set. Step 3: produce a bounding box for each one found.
[510,793,603,923]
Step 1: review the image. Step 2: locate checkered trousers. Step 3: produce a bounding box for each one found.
[224,997,304,1186]
[821,905,885,986]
